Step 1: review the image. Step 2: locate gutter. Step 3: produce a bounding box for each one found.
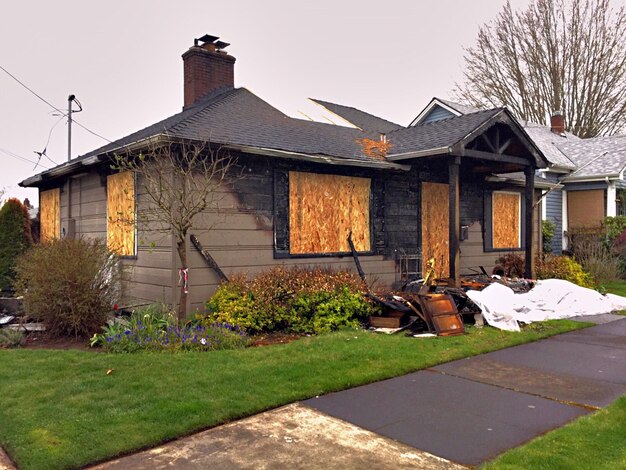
[560,173,621,183]
[20,135,410,188]
[386,146,450,161]
[485,175,562,190]
[226,144,411,171]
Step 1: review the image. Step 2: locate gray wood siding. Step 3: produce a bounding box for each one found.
[186,157,397,312]
[545,189,563,253]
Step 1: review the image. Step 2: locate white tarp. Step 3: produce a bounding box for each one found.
[466,279,626,332]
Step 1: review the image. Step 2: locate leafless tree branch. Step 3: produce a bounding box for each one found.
[454,0,626,137]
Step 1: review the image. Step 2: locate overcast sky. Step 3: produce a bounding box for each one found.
[0,0,567,203]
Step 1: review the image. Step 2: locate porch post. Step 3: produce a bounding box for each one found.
[449,157,461,287]
[524,165,535,278]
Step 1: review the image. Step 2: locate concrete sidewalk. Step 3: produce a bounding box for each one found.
[93,315,626,469]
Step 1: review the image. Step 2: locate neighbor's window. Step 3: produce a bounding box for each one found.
[40,188,60,242]
[107,171,136,256]
[492,191,521,249]
[289,171,371,254]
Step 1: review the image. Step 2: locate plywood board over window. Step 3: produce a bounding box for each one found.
[568,189,605,228]
[421,182,449,278]
[107,171,136,256]
[40,188,60,242]
[493,191,521,248]
[289,171,371,254]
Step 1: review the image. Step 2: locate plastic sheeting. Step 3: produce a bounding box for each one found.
[466,279,626,332]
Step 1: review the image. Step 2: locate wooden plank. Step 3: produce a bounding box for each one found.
[492,192,521,248]
[107,171,136,256]
[40,188,60,242]
[525,166,535,278]
[568,189,604,228]
[289,171,371,254]
[422,182,450,278]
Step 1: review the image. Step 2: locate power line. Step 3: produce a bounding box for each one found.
[0,147,49,169]
[0,63,114,146]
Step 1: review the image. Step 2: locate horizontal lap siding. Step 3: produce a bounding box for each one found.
[545,189,563,253]
[187,157,397,311]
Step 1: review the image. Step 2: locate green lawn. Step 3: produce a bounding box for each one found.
[482,279,626,469]
[482,396,626,470]
[0,321,585,470]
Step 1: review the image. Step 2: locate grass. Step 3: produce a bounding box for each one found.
[602,279,626,298]
[481,279,626,469]
[482,396,626,469]
[0,321,585,470]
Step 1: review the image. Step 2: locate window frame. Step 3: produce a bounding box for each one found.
[484,189,526,252]
[274,169,376,259]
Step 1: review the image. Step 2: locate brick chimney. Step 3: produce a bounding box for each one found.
[182,35,235,108]
[550,111,565,135]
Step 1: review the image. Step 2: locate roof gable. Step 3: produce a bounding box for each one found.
[409,97,480,127]
[309,98,402,133]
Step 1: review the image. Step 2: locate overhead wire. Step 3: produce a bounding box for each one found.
[0,63,114,150]
[0,147,49,169]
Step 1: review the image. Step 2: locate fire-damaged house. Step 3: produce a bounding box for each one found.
[20,35,549,312]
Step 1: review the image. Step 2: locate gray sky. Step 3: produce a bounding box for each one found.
[1,0,537,203]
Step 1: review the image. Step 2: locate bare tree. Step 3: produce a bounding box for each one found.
[114,138,237,323]
[454,0,626,137]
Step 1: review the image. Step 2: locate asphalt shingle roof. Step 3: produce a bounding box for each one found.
[519,121,578,170]
[436,98,481,115]
[558,135,626,178]
[309,99,403,133]
[388,108,504,155]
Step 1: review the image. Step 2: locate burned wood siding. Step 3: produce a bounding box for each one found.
[458,175,491,274]
[187,155,398,311]
[384,172,419,256]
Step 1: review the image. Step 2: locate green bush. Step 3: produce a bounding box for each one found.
[0,198,32,290]
[536,255,595,288]
[542,219,556,254]
[206,266,372,334]
[0,329,25,348]
[15,238,120,338]
[604,216,626,242]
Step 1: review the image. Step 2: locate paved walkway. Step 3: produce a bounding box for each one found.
[88,315,626,468]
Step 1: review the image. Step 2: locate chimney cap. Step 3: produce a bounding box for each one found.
[196,34,219,45]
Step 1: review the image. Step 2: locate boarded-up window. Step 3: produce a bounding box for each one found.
[40,188,60,242]
[568,189,605,228]
[107,171,136,256]
[493,191,521,249]
[421,182,449,278]
[289,171,370,254]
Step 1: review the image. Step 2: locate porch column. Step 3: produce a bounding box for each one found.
[524,165,535,278]
[449,157,461,287]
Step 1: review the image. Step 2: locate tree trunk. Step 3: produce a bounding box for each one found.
[176,237,188,324]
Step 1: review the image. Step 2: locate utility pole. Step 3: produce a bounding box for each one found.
[67,94,74,162]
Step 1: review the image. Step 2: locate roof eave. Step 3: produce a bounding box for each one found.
[561,173,622,183]
[386,147,451,161]
[227,144,411,171]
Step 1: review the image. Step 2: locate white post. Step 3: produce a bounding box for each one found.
[607,181,617,217]
[562,190,568,251]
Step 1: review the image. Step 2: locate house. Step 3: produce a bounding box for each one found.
[557,136,626,237]
[20,35,548,313]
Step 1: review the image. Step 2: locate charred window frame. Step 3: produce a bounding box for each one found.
[484,189,526,252]
[274,168,384,259]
